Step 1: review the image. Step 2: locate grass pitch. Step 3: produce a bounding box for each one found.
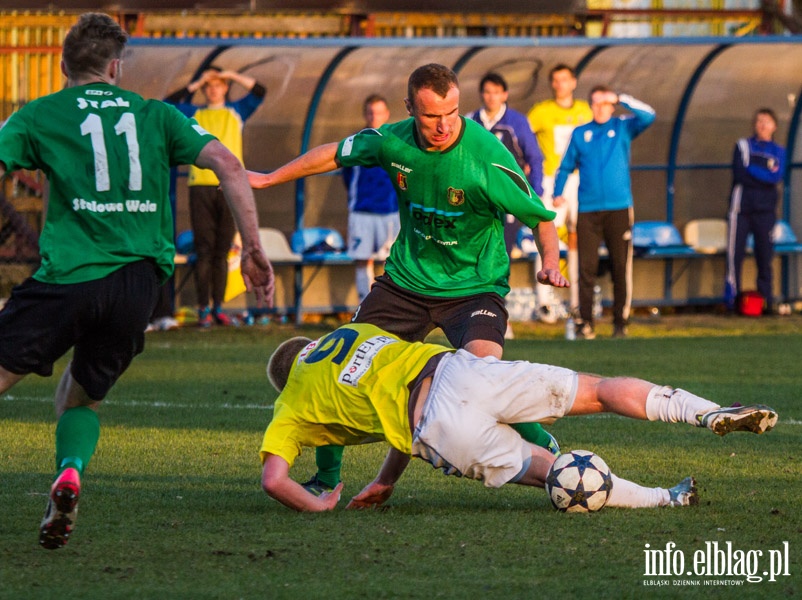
[1,314,800,599]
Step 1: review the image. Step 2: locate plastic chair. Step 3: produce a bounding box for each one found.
[258,228,302,263]
[291,227,348,260]
[683,218,727,254]
[631,221,696,257]
[772,220,802,253]
[745,221,802,253]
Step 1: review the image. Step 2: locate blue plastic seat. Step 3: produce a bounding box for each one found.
[291,227,348,261]
[175,229,195,256]
[631,221,696,257]
[745,221,802,253]
[772,220,802,253]
[175,229,197,266]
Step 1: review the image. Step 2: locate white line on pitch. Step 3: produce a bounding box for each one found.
[3,395,799,425]
[1,395,273,411]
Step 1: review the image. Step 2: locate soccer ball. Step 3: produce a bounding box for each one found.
[545,449,613,513]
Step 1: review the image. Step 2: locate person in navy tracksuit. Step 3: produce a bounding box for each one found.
[725,108,785,314]
[554,86,655,338]
[467,72,544,257]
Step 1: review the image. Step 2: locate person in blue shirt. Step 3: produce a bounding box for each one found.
[725,108,786,315]
[341,94,400,302]
[554,86,655,339]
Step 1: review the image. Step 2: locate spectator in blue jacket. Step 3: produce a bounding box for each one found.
[467,72,544,256]
[341,94,400,302]
[725,108,786,314]
[554,86,655,338]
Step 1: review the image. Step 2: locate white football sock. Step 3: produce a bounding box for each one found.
[606,474,670,508]
[645,385,720,426]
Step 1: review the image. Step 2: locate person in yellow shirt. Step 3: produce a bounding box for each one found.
[165,67,266,327]
[259,323,777,512]
[528,64,592,319]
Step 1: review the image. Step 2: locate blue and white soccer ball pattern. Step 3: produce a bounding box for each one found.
[545,450,613,512]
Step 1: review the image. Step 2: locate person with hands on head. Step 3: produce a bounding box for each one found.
[260,324,777,512]
[553,86,655,339]
[0,12,274,550]
[165,66,267,327]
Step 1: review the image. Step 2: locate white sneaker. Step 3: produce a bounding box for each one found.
[698,404,778,436]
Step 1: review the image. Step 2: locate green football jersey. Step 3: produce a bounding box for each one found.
[0,82,215,284]
[337,117,555,297]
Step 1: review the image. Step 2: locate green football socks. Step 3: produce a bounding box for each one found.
[314,445,344,488]
[510,421,553,449]
[55,406,100,476]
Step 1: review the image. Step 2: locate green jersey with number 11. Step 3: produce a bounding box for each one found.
[336,117,555,298]
[0,82,215,284]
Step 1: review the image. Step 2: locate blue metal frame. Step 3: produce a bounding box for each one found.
[783,83,802,220]
[291,46,358,322]
[665,43,730,223]
[129,34,802,49]
[574,44,609,77]
[295,45,359,232]
[452,46,487,74]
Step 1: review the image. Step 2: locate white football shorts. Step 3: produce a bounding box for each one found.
[347,211,400,261]
[411,349,578,488]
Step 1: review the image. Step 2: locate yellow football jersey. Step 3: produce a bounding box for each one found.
[187,106,244,186]
[260,324,451,466]
[527,99,592,176]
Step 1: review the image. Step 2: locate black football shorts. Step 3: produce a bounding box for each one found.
[351,274,508,348]
[0,260,159,400]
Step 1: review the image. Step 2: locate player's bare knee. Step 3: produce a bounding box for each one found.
[570,373,606,414]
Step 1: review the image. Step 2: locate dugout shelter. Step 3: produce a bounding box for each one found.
[102,35,802,314]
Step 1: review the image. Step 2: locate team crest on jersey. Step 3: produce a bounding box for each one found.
[447,187,465,207]
[397,172,408,191]
[584,130,593,143]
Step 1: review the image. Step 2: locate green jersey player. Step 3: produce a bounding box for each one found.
[0,12,275,550]
[248,63,568,494]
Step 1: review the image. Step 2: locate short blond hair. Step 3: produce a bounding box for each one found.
[266,336,313,392]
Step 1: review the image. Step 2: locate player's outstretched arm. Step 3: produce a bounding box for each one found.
[196,140,275,307]
[247,142,340,189]
[346,448,409,510]
[534,221,569,288]
[262,454,343,512]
